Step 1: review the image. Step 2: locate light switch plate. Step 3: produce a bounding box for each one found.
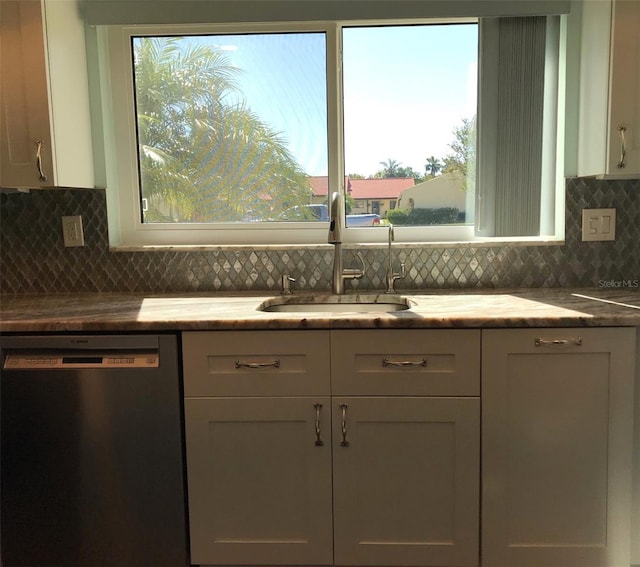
[62,215,85,247]
[581,208,616,242]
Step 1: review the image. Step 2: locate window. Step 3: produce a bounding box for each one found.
[98,11,566,246]
[133,32,328,224]
[342,23,477,232]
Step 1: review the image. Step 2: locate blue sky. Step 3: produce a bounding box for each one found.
[190,24,477,177]
[213,32,328,175]
[343,24,477,176]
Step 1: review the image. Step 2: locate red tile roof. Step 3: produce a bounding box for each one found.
[349,177,414,199]
[309,176,414,199]
[309,176,349,197]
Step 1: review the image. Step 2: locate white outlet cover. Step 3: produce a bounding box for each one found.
[581,208,616,242]
[62,215,85,247]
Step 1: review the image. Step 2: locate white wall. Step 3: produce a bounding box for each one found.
[397,174,468,212]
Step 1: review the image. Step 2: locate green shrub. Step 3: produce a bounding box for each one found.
[387,207,460,225]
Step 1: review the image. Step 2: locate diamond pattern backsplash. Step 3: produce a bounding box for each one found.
[1,178,638,294]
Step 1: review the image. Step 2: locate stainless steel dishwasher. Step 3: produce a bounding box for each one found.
[1,334,188,567]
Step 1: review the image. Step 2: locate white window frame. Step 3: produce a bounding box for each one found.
[98,17,564,247]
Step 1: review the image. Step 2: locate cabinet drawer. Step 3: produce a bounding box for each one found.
[331,330,480,396]
[183,331,330,397]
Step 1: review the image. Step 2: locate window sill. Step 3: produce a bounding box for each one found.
[109,237,565,253]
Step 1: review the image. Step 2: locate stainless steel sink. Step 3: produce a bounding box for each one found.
[259,294,412,313]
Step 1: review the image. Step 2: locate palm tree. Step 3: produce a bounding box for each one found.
[425,156,442,177]
[377,158,402,178]
[134,37,311,222]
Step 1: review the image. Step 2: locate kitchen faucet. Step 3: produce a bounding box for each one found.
[329,192,365,294]
[385,223,405,293]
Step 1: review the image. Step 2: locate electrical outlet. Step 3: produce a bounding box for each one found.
[62,215,85,247]
[581,208,616,242]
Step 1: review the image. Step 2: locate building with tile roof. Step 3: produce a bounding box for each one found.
[309,176,415,218]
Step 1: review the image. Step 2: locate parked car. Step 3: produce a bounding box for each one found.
[277,204,381,226]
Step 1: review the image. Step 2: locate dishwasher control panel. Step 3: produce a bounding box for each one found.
[3,352,159,369]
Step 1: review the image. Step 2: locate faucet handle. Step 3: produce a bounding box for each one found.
[280,274,295,295]
[386,262,405,294]
[343,252,366,281]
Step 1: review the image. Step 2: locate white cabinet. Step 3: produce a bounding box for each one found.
[0,0,93,188]
[183,329,481,567]
[578,0,640,178]
[332,397,479,567]
[183,330,332,565]
[185,396,333,565]
[330,329,480,397]
[331,330,480,567]
[482,327,636,567]
[182,329,330,398]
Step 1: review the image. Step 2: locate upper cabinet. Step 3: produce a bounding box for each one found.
[0,0,94,188]
[577,0,640,178]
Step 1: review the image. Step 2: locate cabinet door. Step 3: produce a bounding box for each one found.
[185,397,333,565]
[608,0,640,175]
[0,0,53,187]
[482,327,636,567]
[332,397,480,567]
[578,0,640,177]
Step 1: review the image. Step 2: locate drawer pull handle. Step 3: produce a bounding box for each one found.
[314,403,324,446]
[534,337,583,347]
[234,360,281,369]
[616,125,626,169]
[340,403,350,447]
[35,140,48,182]
[382,358,427,368]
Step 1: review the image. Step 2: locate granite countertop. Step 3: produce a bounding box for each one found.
[1,288,639,332]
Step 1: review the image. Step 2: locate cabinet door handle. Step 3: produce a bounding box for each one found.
[35,140,48,182]
[382,358,427,368]
[314,403,324,446]
[616,125,626,169]
[340,403,350,447]
[534,337,582,347]
[234,359,280,369]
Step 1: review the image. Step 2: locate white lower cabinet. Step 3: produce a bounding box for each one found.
[482,327,636,567]
[330,330,480,567]
[332,396,479,567]
[183,329,480,567]
[183,330,333,565]
[183,326,636,567]
[185,396,333,565]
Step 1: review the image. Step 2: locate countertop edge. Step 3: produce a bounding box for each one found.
[1,289,639,332]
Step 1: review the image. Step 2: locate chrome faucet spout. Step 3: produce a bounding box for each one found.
[329,192,365,294]
[328,191,343,244]
[332,243,345,294]
[329,192,344,294]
